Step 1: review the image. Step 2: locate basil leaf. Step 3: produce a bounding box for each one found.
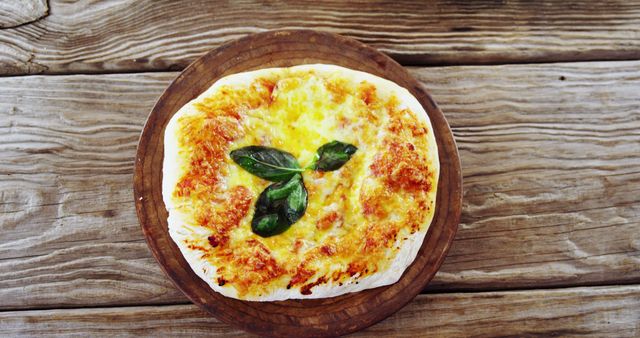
[252,174,307,237]
[234,141,354,237]
[251,213,289,237]
[265,174,301,201]
[285,178,307,223]
[230,146,304,182]
[313,140,358,171]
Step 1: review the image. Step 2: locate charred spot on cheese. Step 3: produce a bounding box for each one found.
[174,115,243,198]
[257,78,277,100]
[325,77,349,103]
[320,244,337,256]
[223,238,286,296]
[288,264,316,289]
[358,81,377,106]
[316,211,342,230]
[347,261,367,277]
[364,223,400,252]
[207,235,219,248]
[301,276,328,295]
[197,185,252,247]
[186,242,207,252]
[360,185,391,219]
[371,139,432,193]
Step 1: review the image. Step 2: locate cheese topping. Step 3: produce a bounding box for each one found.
[164,64,438,300]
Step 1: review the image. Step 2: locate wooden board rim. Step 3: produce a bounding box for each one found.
[133,29,462,337]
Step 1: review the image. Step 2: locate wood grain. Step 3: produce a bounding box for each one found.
[1,60,639,310]
[2,286,639,337]
[418,62,640,290]
[133,30,461,337]
[0,0,48,28]
[0,74,187,308]
[2,0,640,75]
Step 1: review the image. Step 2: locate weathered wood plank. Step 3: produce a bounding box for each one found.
[0,0,48,29]
[1,286,639,337]
[0,61,639,309]
[2,0,640,75]
[0,74,187,308]
[418,62,640,290]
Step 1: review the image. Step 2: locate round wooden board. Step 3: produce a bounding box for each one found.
[134,30,462,337]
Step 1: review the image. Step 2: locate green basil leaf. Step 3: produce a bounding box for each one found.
[265,174,301,202]
[285,178,307,223]
[229,146,304,182]
[251,174,307,237]
[313,140,358,171]
[236,140,354,237]
[230,146,304,182]
[251,213,289,237]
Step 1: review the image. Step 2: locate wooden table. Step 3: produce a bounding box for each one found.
[1,1,639,336]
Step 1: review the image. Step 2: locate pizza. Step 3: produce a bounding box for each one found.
[163,64,439,301]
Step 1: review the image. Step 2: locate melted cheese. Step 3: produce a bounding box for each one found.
[163,64,439,301]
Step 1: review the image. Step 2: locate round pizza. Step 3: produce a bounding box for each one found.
[163,64,439,301]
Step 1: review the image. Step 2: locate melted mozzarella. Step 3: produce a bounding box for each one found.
[164,64,439,301]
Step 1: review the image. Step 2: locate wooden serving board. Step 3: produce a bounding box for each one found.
[133,30,462,337]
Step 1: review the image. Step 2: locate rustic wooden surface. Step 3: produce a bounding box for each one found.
[2,0,640,75]
[2,286,639,337]
[1,61,638,310]
[134,30,461,337]
[0,0,47,28]
[1,0,639,336]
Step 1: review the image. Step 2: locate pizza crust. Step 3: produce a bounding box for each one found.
[163,64,439,301]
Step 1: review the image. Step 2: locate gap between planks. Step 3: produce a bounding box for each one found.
[3,56,640,78]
